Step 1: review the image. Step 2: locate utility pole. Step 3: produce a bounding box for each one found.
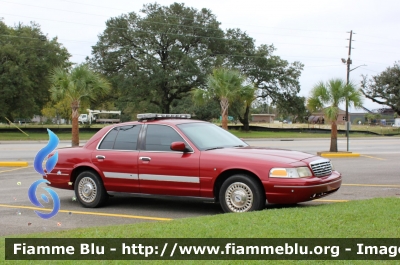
[342,31,366,152]
[345,30,353,152]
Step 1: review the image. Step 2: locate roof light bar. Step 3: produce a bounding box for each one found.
[137,113,191,120]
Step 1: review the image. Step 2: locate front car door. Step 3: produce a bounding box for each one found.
[138,124,200,196]
[91,124,142,193]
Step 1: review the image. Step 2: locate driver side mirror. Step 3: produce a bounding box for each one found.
[170,141,191,152]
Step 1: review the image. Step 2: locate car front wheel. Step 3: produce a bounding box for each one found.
[219,175,265,213]
[74,171,108,208]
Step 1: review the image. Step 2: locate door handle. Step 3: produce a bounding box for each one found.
[139,157,151,161]
[96,155,106,159]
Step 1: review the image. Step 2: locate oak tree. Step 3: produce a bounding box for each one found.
[89,3,224,114]
[0,21,70,122]
[361,62,400,115]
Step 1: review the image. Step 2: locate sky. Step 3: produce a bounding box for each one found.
[2,0,400,113]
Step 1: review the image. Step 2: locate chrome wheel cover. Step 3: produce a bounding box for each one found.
[225,182,253,212]
[78,177,97,203]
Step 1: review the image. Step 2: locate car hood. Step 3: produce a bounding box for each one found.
[204,146,316,164]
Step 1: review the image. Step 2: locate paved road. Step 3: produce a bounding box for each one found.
[0,138,399,236]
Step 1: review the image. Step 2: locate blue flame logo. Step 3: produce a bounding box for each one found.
[33,129,59,176]
[28,129,60,219]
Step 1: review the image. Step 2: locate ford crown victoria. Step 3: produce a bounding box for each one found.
[44,113,341,213]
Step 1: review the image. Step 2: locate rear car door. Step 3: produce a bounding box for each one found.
[91,124,142,193]
[138,124,200,196]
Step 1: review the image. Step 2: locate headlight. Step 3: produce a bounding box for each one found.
[270,167,313,178]
[297,167,313,177]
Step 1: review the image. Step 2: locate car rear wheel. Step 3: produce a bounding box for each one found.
[219,175,265,213]
[75,171,108,208]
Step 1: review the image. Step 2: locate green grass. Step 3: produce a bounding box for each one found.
[0,122,399,141]
[0,124,106,129]
[0,125,399,141]
[0,130,385,141]
[1,198,399,264]
[0,132,95,141]
[223,122,400,136]
[229,130,377,139]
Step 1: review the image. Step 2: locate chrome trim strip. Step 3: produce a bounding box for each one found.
[104,172,139,179]
[139,174,200,183]
[47,173,69,176]
[96,149,140,152]
[139,150,193,154]
[107,191,215,202]
[273,179,341,189]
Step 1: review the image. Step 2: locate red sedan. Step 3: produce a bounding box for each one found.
[44,114,341,213]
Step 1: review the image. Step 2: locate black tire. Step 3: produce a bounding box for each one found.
[219,174,265,213]
[74,171,108,208]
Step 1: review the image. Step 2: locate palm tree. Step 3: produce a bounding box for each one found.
[307,79,363,152]
[49,64,111,146]
[232,84,257,131]
[193,68,249,130]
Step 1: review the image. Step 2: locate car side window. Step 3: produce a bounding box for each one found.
[98,125,141,150]
[145,125,185,151]
[98,127,118,149]
[113,125,141,150]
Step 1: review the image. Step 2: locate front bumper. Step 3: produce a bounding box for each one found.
[263,171,342,204]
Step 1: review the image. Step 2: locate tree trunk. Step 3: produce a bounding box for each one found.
[329,121,338,152]
[242,105,250,131]
[238,105,250,131]
[163,102,170,114]
[220,97,229,130]
[71,100,80,147]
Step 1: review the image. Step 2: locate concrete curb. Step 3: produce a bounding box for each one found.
[318,152,360,158]
[0,161,29,167]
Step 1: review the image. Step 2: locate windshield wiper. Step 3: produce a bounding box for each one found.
[204,147,224,151]
[233,145,245,147]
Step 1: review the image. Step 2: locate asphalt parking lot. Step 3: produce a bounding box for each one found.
[0,137,399,236]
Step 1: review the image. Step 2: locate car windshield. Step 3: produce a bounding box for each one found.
[177,122,248,151]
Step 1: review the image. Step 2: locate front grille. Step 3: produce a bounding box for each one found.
[310,159,332,177]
